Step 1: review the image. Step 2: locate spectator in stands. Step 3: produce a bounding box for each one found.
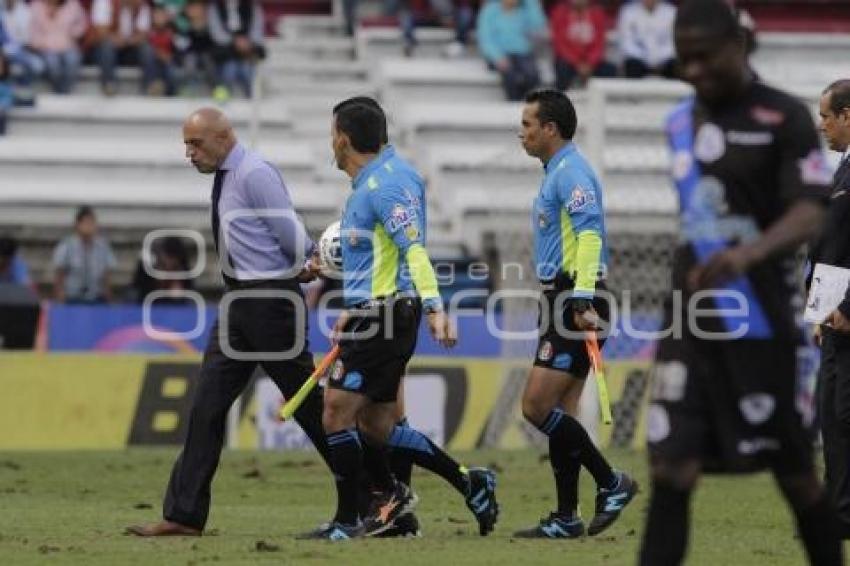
[146,2,177,95]
[1,0,43,100]
[90,0,156,96]
[0,51,11,135]
[130,236,194,303]
[617,0,676,79]
[384,0,474,58]
[52,205,116,304]
[550,0,615,91]
[28,0,87,94]
[175,0,214,94]
[207,0,265,99]
[0,235,31,286]
[476,0,546,101]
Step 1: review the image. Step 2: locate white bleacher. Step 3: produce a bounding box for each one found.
[7,95,292,138]
[3,10,848,286]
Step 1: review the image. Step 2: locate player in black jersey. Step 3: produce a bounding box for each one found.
[638,1,843,565]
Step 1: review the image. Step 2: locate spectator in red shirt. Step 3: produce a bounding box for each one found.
[550,0,615,91]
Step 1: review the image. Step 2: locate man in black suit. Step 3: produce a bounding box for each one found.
[812,78,850,538]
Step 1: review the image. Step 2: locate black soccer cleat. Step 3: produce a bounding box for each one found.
[363,481,419,537]
[295,520,363,541]
[374,512,422,538]
[587,471,638,536]
[513,512,585,539]
[465,467,499,536]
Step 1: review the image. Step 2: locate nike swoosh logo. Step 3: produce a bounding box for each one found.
[832,191,847,199]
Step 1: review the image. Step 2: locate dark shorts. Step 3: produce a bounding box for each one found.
[328,297,422,403]
[533,284,611,379]
[648,335,813,475]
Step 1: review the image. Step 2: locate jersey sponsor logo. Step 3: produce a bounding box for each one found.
[566,185,596,213]
[538,341,553,362]
[798,149,833,186]
[726,130,773,146]
[750,105,785,126]
[739,393,775,425]
[387,204,418,233]
[404,189,421,209]
[737,437,781,455]
[694,122,726,163]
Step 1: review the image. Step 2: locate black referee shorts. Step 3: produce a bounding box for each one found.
[533,282,610,379]
[328,296,422,403]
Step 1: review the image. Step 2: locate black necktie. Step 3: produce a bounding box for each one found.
[211,169,226,254]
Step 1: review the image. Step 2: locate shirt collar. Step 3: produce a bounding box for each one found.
[220,142,246,172]
[544,142,576,173]
[352,145,396,189]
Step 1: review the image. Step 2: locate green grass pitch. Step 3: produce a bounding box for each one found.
[0,448,825,565]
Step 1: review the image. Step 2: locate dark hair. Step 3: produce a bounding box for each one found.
[75,205,95,224]
[0,236,17,259]
[524,88,577,140]
[333,96,388,144]
[333,103,384,154]
[824,79,850,115]
[160,236,190,270]
[675,0,742,41]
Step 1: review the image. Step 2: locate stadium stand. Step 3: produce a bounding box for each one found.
[2,0,850,298]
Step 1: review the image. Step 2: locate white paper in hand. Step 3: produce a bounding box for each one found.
[804,263,850,324]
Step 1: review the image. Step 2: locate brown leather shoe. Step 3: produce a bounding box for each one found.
[125,520,201,537]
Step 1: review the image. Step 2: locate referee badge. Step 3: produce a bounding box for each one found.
[538,341,553,362]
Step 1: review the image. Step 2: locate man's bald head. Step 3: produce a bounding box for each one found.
[183,108,237,174]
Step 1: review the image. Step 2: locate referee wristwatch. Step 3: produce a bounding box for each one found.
[423,298,443,314]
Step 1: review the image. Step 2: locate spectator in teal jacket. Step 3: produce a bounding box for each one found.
[476,0,546,101]
[0,52,12,135]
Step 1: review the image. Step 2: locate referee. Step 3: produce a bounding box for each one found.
[127,108,330,536]
[811,79,850,538]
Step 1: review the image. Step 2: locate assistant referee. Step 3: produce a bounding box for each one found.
[127,108,330,536]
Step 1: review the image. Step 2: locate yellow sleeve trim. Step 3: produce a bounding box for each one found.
[405,244,440,301]
[574,230,603,297]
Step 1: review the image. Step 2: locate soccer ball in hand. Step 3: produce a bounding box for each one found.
[318,221,343,277]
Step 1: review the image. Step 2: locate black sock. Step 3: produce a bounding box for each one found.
[549,430,581,516]
[292,388,331,468]
[389,417,414,487]
[793,494,844,566]
[538,408,616,490]
[361,437,395,492]
[639,480,691,566]
[387,424,469,495]
[326,429,362,525]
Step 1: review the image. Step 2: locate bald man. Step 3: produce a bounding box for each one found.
[127,108,331,536]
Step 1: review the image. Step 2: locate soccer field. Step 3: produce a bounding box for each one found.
[0,448,826,565]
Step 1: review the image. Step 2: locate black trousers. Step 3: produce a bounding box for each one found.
[163,280,330,530]
[819,329,850,537]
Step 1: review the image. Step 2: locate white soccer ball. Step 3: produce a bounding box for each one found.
[318,221,343,277]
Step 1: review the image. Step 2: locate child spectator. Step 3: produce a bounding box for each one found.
[28,0,87,94]
[550,0,615,91]
[174,0,213,94]
[476,0,546,101]
[147,2,176,95]
[208,0,265,99]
